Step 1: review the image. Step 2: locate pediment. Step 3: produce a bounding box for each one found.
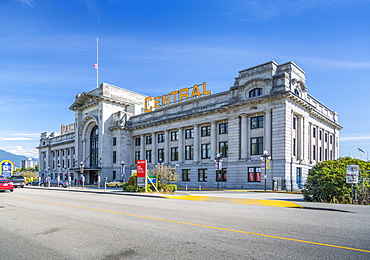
[69,92,101,111]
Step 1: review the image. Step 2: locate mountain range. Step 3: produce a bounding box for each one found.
[0,149,38,168]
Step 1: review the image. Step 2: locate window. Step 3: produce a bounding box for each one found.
[313,127,316,138]
[319,130,322,140]
[330,135,333,144]
[113,151,117,163]
[201,125,211,137]
[198,169,207,182]
[296,167,303,189]
[158,149,164,162]
[248,167,261,182]
[313,145,316,160]
[249,88,262,98]
[293,117,296,129]
[251,116,264,129]
[90,126,99,168]
[135,151,140,161]
[325,133,328,142]
[135,137,141,146]
[146,135,152,144]
[219,142,228,157]
[217,168,227,182]
[219,123,228,134]
[294,89,300,96]
[319,147,322,161]
[185,129,194,139]
[146,150,152,163]
[325,149,328,161]
[113,171,116,180]
[201,144,211,159]
[113,137,117,146]
[251,137,263,155]
[293,138,296,156]
[158,133,165,143]
[182,169,190,182]
[171,131,178,141]
[171,147,178,161]
[185,145,194,160]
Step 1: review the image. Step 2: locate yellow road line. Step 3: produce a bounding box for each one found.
[162,195,303,208]
[4,195,370,254]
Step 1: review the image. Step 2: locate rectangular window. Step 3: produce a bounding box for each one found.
[219,141,228,157]
[113,137,117,146]
[198,169,207,182]
[201,125,211,137]
[113,171,116,180]
[293,138,296,156]
[219,123,228,134]
[325,148,328,160]
[146,135,152,144]
[319,130,322,140]
[146,150,152,163]
[135,151,140,161]
[113,151,117,163]
[158,149,164,162]
[171,147,178,161]
[251,116,264,129]
[217,168,227,182]
[185,145,194,160]
[319,147,322,161]
[325,133,328,142]
[248,167,261,182]
[293,117,296,130]
[313,127,316,138]
[251,137,263,155]
[185,128,194,139]
[158,133,165,143]
[201,144,211,159]
[135,137,141,146]
[313,145,316,160]
[171,131,178,141]
[182,169,190,182]
[330,135,333,144]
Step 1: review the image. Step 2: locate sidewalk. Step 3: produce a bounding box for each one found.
[26,185,304,208]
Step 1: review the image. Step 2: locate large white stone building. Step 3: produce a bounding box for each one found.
[37,61,342,190]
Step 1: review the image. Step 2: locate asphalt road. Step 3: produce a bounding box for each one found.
[0,188,369,260]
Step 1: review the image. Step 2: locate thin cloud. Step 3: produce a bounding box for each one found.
[0,137,33,141]
[17,0,35,7]
[340,135,370,141]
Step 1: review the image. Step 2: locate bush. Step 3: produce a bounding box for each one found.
[302,157,370,204]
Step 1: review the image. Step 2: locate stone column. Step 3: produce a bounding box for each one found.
[240,115,248,160]
[264,110,272,154]
[178,128,184,164]
[140,135,145,160]
[164,130,169,164]
[152,133,157,164]
[193,125,199,163]
[210,122,217,159]
[297,116,304,161]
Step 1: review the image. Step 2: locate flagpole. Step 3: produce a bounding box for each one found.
[96,37,99,89]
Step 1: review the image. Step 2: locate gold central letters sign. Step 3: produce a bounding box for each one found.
[144,82,211,112]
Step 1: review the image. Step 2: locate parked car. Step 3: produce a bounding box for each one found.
[0,178,14,192]
[106,180,123,187]
[26,181,39,186]
[40,179,68,188]
[10,175,25,188]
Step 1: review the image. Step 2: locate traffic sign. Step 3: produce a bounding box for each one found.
[346,165,359,184]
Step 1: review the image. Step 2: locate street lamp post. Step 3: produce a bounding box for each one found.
[214,153,223,190]
[80,162,84,189]
[260,150,271,191]
[121,161,125,182]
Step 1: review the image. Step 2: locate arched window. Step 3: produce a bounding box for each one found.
[249,88,262,98]
[90,126,99,168]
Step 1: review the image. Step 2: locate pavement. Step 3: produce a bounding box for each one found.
[25,185,305,208]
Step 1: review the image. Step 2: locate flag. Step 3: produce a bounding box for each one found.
[93,63,98,69]
[358,148,365,153]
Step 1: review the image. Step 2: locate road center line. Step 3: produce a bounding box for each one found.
[5,195,370,254]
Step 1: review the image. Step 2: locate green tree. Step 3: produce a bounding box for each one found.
[302,157,370,204]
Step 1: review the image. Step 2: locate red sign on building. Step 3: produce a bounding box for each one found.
[136,160,147,177]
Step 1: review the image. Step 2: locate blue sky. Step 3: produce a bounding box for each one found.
[1,0,369,160]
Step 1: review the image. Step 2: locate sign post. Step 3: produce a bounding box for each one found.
[136,160,147,192]
[346,165,359,203]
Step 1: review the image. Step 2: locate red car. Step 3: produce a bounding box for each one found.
[0,178,14,192]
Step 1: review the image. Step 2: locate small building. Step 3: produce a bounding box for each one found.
[37,61,342,190]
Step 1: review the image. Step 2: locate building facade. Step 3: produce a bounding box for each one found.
[37,61,342,190]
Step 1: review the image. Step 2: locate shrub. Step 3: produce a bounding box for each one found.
[302,157,370,204]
